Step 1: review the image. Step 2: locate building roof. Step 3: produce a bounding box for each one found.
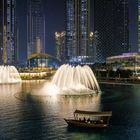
[28,53,57,60]
[106,53,140,60]
[74,110,112,117]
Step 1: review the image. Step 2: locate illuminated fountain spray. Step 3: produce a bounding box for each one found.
[43,64,100,95]
[0,66,22,84]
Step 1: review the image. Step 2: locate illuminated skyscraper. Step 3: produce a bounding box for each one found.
[94,0,129,63]
[55,32,66,61]
[138,0,140,51]
[0,1,3,64]
[27,0,45,58]
[0,0,17,65]
[88,32,94,56]
[65,0,90,60]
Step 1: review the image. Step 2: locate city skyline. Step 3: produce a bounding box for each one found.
[8,0,139,63]
[65,0,90,60]
[0,0,17,65]
[55,31,66,61]
[138,0,140,52]
[94,0,129,63]
[27,0,46,58]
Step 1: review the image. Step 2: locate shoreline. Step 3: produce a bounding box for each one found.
[98,78,140,85]
[21,77,140,86]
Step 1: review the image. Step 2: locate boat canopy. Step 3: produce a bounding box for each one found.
[74,110,112,117]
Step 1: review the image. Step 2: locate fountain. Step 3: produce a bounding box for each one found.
[37,64,100,95]
[0,65,22,84]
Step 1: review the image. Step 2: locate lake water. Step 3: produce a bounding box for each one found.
[0,80,140,140]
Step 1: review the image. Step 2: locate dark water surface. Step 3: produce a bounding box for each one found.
[0,80,140,140]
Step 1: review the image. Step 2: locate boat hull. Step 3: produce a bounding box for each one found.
[64,119,109,128]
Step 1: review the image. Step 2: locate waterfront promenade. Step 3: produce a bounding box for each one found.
[98,77,140,85]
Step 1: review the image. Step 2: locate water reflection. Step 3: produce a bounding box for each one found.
[0,83,22,95]
[1,81,140,139]
[15,81,101,117]
[67,126,109,140]
[21,80,46,93]
[16,90,101,117]
[15,97,48,139]
[14,80,102,139]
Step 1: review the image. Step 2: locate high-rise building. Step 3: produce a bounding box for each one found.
[94,0,129,63]
[138,0,140,51]
[55,32,66,61]
[0,1,3,64]
[0,0,17,65]
[92,31,101,63]
[65,0,90,60]
[88,32,94,56]
[27,0,45,58]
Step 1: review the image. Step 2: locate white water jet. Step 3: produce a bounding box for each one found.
[0,65,22,84]
[38,64,100,95]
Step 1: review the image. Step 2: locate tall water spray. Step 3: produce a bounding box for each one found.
[0,66,22,84]
[43,64,100,95]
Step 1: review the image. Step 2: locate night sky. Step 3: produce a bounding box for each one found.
[128,0,138,52]
[16,0,65,63]
[16,0,137,63]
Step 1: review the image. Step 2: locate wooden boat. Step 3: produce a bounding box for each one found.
[64,110,112,128]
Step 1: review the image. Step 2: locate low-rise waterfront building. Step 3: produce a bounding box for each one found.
[106,53,140,74]
[27,53,61,68]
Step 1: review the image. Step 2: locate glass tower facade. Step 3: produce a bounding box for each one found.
[0,0,3,64]
[0,0,17,65]
[27,0,45,58]
[55,32,66,61]
[138,0,140,51]
[94,0,129,63]
[65,0,90,60]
